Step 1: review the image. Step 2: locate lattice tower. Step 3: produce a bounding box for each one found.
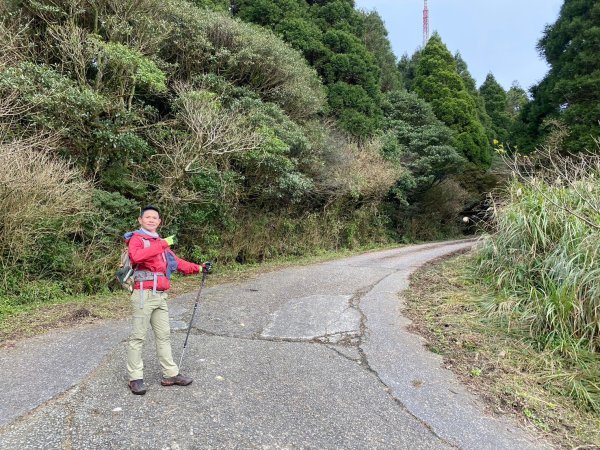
[423,0,429,47]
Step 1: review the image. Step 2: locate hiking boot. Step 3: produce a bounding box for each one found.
[161,373,193,386]
[129,379,147,395]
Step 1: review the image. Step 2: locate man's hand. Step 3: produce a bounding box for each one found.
[202,261,213,274]
[163,235,175,246]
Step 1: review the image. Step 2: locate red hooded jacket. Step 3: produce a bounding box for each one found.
[125,231,200,292]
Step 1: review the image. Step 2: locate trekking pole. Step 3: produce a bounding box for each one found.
[178,263,211,370]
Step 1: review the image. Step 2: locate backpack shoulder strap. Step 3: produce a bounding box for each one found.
[132,233,151,249]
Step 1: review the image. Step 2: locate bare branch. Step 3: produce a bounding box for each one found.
[47,23,90,84]
[0,133,93,262]
[501,135,600,231]
[0,18,31,69]
[175,84,263,161]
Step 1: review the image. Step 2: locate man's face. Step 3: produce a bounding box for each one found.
[138,210,161,233]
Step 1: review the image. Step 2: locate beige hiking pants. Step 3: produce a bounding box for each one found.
[127,290,179,381]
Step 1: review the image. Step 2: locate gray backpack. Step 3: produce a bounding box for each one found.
[116,249,136,292]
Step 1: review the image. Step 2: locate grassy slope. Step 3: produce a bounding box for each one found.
[404,251,600,449]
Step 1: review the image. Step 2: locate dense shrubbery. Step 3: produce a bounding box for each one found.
[0,0,411,307]
[379,90,469,239]
[2,4,598,415]
[476,138,600,409]
[233,0,386,137]
[0,135,97,310]
[478,176,599,350]
[0,0,513,310]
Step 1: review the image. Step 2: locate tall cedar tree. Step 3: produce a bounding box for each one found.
[479,73,512,145]
[397,50,420,91]
[505,82,529,120]
[413,34,491,166]
[518,0,600,153]
[361,10,401,92]
[455,53,494,145]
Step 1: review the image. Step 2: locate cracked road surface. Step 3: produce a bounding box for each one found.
[0,240,549,449]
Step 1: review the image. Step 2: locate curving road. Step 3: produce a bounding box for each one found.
[0,240,550,449]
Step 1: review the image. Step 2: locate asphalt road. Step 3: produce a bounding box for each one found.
[0,240,550,449]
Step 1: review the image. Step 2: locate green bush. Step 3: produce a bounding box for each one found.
[477,177,600,352]
[0,62,107,138]
[156,3,326,118]
[0,278,67,309]
[476,145,600,356]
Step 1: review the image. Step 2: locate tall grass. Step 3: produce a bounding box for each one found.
[475,144,600,410]
[477,180,599,349]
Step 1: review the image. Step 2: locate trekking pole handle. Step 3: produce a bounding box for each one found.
[202,261,213,274]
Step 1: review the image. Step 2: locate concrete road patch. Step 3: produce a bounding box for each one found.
[261,294,359,341]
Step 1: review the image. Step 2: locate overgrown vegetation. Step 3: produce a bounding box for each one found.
[405,254,600,449]
[233,0,387,137]
[401,1,600,441]
[1,0,483,315]
[475,131,600,413]
[478,157,599,350]
[2,0,598,393]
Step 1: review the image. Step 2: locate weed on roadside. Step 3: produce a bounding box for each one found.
[404,252,600,449]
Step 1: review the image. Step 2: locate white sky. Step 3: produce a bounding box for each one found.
[354,0,564,91]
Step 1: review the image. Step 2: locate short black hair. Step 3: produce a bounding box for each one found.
[140,205,160,217]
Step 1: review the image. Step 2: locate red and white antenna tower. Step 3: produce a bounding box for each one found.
[423,0,429,47]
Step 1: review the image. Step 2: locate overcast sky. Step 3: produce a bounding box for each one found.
[354,0,564,91]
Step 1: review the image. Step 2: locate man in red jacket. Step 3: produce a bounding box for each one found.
[125,205,206,395]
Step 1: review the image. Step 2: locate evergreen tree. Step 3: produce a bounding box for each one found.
[479,73,512,144]
[275,17,327,64]
[360,10,401,92]
[413,33,491,166]
[519,0,600,152]
[381,90,464,198]
[234,0,384,137]
[455,52,494,145]
[233,0,306,27]
[397,51,420,91]
[310,0,363,36]
[381,90,469,239]
[505,81,529,120]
